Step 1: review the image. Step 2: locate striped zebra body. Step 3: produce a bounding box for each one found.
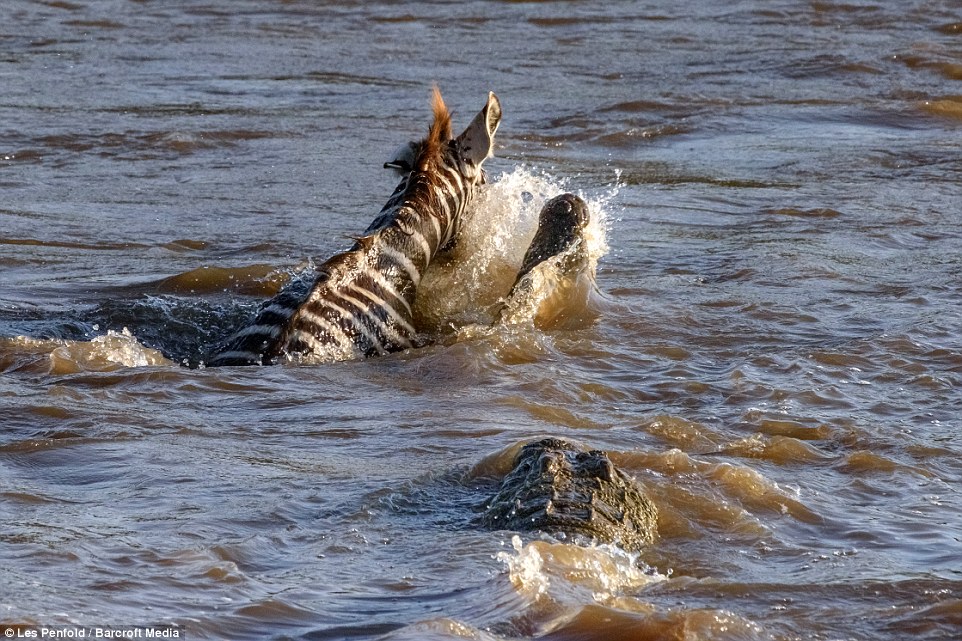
[208,89,501,366]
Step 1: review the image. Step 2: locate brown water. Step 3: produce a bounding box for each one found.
[2,1,962,640]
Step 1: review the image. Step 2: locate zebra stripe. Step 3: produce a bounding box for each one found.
[261,303,297,322]
[431,184,452,222]
[407,229,433,263]
[312,296,388,356]
[436,171,461,209]
[232,324,281,340]
[426,210,443,247]
[379,245,422,286]
[295,306,353,347]
[209,350,262,365]
[368,268,413,315]
[287,328,356,363]
[442,166,467,207]
[346,282,416,342]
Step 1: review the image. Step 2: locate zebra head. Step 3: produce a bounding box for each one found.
[385,90,501,181]
[375,89,501,253]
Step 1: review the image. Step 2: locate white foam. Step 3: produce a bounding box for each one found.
[495,534,666,602]
[47,328,171,372]
[413,166,614,332]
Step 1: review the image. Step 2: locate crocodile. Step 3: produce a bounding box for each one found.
[478,438,658,551]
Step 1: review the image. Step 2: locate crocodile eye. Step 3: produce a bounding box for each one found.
[576,452,614,481]
[594,458,615,482]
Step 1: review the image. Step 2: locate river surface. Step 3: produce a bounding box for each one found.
[2,1,962,640]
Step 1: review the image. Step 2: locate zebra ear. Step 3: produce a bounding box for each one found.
[457,92,502,166]
[384,141,418,174]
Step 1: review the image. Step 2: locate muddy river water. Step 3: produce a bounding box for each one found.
[2,1,961,639]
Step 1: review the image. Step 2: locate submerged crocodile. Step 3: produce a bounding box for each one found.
[479,438,659,551]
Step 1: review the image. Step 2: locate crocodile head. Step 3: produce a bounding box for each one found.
[499,194,598,329]
[480,438,658,550]
[517,194,591,281]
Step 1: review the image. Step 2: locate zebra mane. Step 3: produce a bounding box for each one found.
[416,86,452,171]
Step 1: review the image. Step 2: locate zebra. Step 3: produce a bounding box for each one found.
[207,89,502,366]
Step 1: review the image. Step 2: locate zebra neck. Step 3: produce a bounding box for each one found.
[361,218,438,298]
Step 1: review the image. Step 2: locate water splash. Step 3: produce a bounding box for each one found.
[413,166,614,333]
[496,535,550,599]
[50,328,171,373]
[495,534,666,603]
[1,328,171,375]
